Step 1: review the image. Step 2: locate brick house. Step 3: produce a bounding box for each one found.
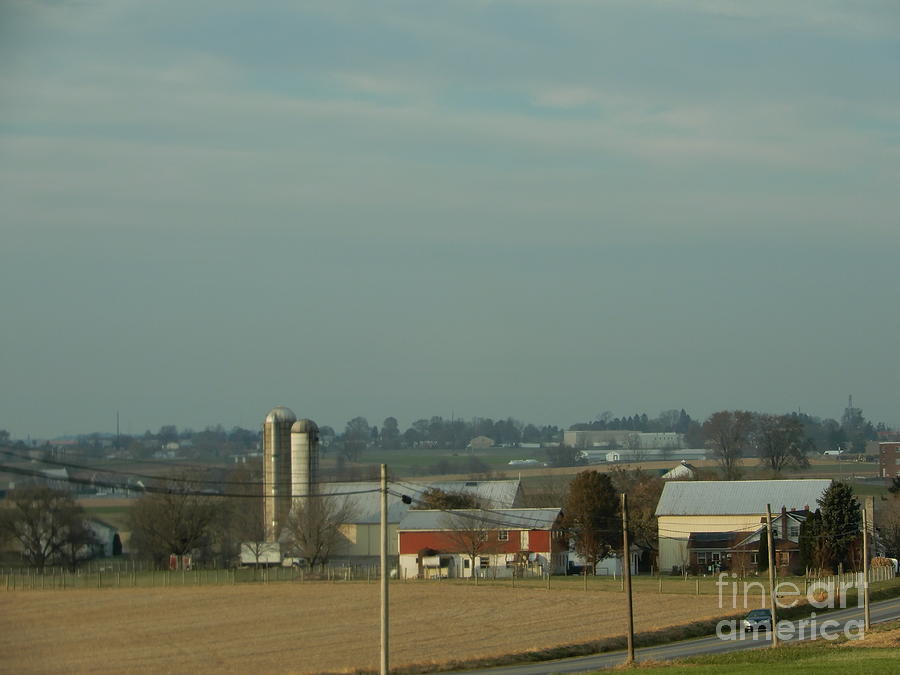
[687,508,809,576]
[879,442,900,479]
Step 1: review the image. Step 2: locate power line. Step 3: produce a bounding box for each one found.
[0,448,266,488]
[0,464,382,500]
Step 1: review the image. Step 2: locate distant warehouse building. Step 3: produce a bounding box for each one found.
[564,430,685,450]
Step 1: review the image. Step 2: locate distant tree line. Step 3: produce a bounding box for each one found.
[0,398,887,467]
[331,416,562,461]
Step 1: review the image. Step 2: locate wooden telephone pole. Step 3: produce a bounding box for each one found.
[622,493,635,664]
[381,464,389,675]
[765,504,778,648]
[862,499,871,631]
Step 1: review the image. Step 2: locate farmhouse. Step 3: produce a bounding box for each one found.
[687,507,810,576]
[397,507,566,579]
[661,460,698,481]
[655,479,831,573]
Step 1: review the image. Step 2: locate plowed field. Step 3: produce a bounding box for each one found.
[1,583,732,673]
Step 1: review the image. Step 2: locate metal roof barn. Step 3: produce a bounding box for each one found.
[654,479,832,516]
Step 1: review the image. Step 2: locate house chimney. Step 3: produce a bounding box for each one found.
[781,506,788,541]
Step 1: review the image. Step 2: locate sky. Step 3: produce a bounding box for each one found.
[1,0,899,438]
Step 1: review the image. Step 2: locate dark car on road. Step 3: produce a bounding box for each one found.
[743,609,773,631]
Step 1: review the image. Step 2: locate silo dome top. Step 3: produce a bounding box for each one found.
[291,418,318,433]
[265,406,297,424]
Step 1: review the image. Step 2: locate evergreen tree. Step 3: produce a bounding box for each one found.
[799,509,829,574]
[818,481,861,570]
[757,525,769,572]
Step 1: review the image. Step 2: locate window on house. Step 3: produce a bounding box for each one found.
[751,553,758,564]
[711,552,721,562]
[788,526,800,538]
[498,530,509,541]
[697,552,707,564]
[479,557,490,568]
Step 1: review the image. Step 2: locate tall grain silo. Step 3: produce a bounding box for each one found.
[291,419,319,507]
[263,405,296,542]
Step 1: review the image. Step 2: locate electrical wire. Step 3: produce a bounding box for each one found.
[0,463,382,500]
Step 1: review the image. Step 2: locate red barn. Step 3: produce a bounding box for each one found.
[397,508,566,579]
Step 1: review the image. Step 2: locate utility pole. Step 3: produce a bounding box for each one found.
[862,499,871,631]
[622,493,635,664]
[765,504,778,648]
[380,463,389,675]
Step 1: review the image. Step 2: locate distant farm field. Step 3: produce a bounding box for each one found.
[1,582,734,674]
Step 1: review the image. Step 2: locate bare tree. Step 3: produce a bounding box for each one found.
[128,477,222,567]
[703,411,753,480]
[752,414,810,473]
[875,497,900,559]
[441,509,499,577]
[219,464,267,566]
[58,518,100,572]
[413,488,482,510]
[283,495,357,568]
[0,487,94,571]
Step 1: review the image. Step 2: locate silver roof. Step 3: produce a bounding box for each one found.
[398,507,562,532]
[264,406,296,424]
[655,480,832,516]
[291,418,318,433]
[322,479,522,525]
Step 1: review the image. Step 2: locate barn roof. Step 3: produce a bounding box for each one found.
[398,507,562,532]
[655,480,831,516]
[321,479,522,525]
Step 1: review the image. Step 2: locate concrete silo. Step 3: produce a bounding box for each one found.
[291,419,319,508]
[263,405,296,542]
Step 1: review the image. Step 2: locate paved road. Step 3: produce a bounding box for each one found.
[449,596,900,675]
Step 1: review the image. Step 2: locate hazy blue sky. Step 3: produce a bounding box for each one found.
[2,1,899,438]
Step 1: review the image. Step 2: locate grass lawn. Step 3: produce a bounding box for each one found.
[629,645,899,673]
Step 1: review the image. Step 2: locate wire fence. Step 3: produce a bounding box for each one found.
[3,560,895,595]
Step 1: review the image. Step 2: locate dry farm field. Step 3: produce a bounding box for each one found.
[1,582,734,674]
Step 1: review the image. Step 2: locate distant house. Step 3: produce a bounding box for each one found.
[85,519,121,558]
[397,508,567,579]
[688,508,809,576]
[655,479,831,573]
[662,460,698,481]
[568,545,642,576]
[467,436,495,449]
